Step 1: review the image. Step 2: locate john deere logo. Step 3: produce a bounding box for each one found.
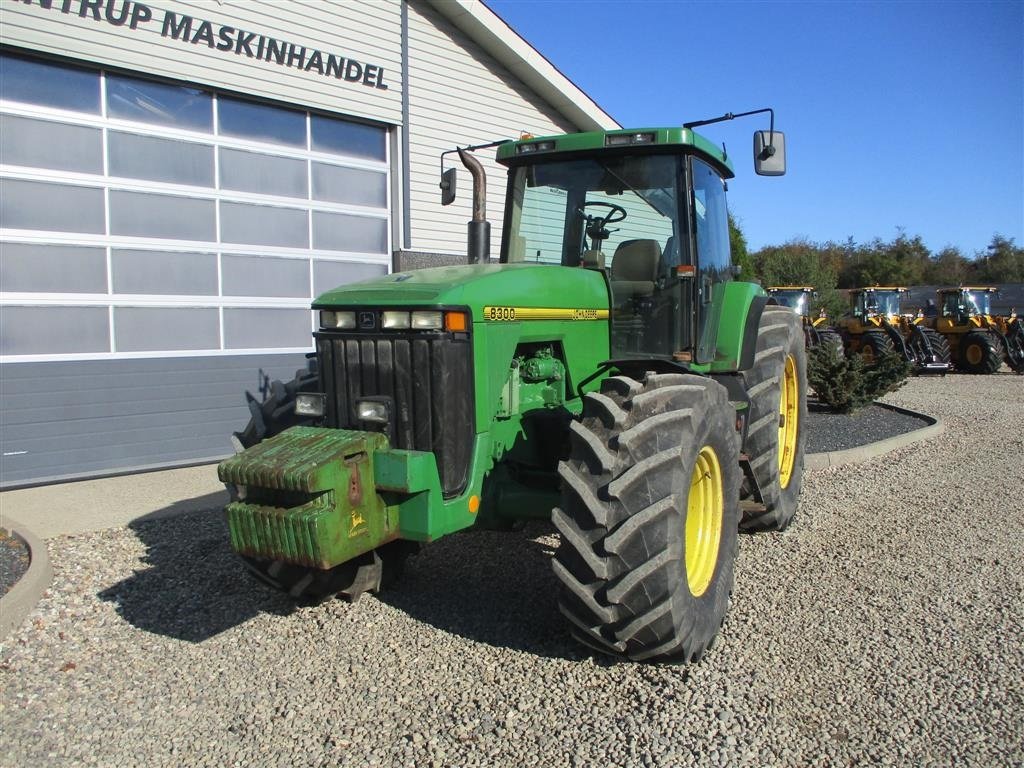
[358,312,376,330]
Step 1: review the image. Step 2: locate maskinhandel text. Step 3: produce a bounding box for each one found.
[15,0,390,90]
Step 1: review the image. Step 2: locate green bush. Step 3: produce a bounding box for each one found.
[807,343,911,413]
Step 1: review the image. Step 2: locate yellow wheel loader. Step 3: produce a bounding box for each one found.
[766,286,843,352]
[838,287,950,374]
[922,287,1024,374]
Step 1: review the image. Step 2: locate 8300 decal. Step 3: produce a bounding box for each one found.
[485,306,517,321]
[482,306,609,322]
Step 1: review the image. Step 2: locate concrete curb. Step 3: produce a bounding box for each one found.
[805,402,943,471]
[0,516,53,641]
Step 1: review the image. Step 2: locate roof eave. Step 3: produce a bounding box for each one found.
[423,0,620,132]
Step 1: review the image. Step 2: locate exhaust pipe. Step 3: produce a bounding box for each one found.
[457,147,489,264]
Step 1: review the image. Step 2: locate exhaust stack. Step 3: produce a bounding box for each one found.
[457,147,489,264]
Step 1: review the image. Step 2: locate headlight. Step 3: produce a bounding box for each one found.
[356,398,390,424]
[411,311,443,329]
[295,393,326,417]
[382,311,410,329]
[320,310,356,329]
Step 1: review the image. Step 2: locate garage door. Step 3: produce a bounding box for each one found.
[0,50,393,486]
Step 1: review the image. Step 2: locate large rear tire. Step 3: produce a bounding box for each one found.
[553,373,741,663]
[959,331,1002,374]
[1004,320,1024,374]
[738,306,808,532]
[816,328,845,356]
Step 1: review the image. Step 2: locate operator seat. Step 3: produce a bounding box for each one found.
[609,239,662,300]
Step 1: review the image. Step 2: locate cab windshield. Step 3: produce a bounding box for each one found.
[857,291,902,317]
[964,290,992,316]
[941,290,991,317]
[502,154,681,269]
[772,290,809,317]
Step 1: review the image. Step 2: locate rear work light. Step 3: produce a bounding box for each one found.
[516,140,555,154]
[605,132,656,147]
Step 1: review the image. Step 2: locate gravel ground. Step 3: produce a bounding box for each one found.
[2,373,1022,767]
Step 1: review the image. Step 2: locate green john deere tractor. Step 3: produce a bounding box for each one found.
[219,111,806,663]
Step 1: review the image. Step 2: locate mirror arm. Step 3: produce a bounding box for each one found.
[684,108,777,157]
[439,138,513,206]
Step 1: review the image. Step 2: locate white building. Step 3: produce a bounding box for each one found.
[0,0,617,486]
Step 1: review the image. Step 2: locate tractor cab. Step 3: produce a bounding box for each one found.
[498,138,722,361]
[937,287,996,326]
[851,287,905,323]
[493,124,782,368]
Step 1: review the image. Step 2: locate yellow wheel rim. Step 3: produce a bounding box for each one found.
[860,343,876,363]
[685,446,723,598]
[778,354,799,489]
[966,343,983,365]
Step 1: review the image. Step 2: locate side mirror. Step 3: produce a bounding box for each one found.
[754,130,786,176]
[440,167,457,206]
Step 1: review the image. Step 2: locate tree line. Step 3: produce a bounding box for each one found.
[728,216,1024,317]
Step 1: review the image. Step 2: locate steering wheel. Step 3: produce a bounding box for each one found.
[580,201,627,245]
[582,201,627,226]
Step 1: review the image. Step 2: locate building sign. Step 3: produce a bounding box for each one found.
[11,0,390,90]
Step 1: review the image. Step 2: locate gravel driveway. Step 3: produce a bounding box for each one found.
[2,374,1022,767]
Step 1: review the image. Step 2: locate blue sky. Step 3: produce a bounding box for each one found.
[486,0,1024,257]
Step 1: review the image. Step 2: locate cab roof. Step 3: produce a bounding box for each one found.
[496,127,735,178]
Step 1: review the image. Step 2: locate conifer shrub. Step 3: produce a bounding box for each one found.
[807,343,911,413]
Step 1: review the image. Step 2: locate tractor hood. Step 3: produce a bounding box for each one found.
[314,263,610,319]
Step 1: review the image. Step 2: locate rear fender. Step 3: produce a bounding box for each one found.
[706,283,769,373]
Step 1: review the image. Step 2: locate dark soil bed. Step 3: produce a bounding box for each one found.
[805,401,930,454]
[0,528,30,597]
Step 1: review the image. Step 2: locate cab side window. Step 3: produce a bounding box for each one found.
[692,158,731,277]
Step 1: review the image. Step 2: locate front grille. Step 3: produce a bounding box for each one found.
[315,332,474,497]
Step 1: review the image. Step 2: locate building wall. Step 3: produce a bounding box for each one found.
[1,0,403,123]
[0,0,601,487]
[0,0,405,486]
[404,0,577,257]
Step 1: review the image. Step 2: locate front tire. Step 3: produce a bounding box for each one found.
[920,327,951,365]
[553,373,741,663]
[233,364,318,450]
[959,331,1002,374]
[240,540,418,604]
[739,306,808,532]
[858,329,895,363]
